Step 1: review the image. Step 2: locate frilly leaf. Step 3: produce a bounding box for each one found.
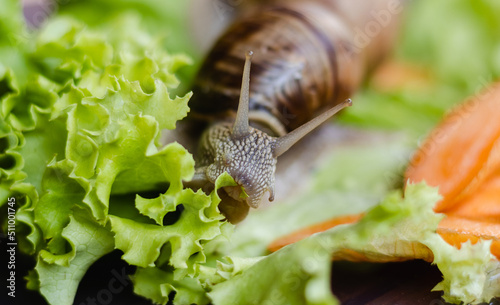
[1,6,201,305]
[429,237,500,304]
[110,185,225,269]
[35,208,114,305]
[132,267,210,305]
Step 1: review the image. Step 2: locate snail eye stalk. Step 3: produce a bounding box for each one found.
[272,98,352,157]
[232,51,254,139]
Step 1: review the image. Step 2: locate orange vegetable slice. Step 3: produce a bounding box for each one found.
[437,216,500,259]
[446,174,500,223]
[405,82,500,212]
[268,214,364,252]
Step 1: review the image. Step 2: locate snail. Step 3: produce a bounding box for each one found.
[186,0,404,222]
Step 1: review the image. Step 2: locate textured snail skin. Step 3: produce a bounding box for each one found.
[197,122,277,209]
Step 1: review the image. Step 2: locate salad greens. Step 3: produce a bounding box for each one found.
[1,0,500,305]
[209,183,500,305]
[1,1,228,304]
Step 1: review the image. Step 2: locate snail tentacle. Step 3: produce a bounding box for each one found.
[232,51,254,139]
[273,98,352,157]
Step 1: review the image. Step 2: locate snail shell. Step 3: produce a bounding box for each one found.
[190,0,401,133]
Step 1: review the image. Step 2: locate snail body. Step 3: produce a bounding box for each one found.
[189,0,403,221]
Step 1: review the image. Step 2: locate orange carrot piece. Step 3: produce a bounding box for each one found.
[447,175,500,223]
[405,82,500,212]
[437,216,500,260]
[268,214,363,252]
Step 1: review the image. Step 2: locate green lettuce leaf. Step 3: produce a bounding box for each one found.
[125,173,237,304]
[0,6,232,305]
[208,183,435,305]
[210,183,500,305]
[34,207,115,305]
[0,0,34,207]
[132,266,210,305]
[0,0,33,84]
[56,0,198,93]
[109,187,223,269]
[431,238,500,304]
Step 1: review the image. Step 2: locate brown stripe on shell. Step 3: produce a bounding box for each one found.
[190,0,391,131]
[268,5,340,107]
